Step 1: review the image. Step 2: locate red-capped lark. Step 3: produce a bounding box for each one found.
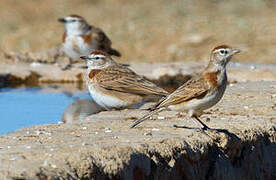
[130,45,241,130]
[58,14,121,61]
[80,50,168,110]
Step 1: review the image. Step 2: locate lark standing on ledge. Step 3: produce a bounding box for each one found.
[58,14,121,62]
[81,50,168,110]
[130,45,241,129]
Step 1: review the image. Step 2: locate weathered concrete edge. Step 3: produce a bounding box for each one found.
[4,124,275,180]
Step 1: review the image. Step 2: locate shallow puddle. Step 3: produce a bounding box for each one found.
[0,86,91,134]
[0,81,177,134]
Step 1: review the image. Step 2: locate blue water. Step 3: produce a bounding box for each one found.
[0,87,90,134]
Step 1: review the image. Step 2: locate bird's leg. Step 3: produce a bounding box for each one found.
[191,115,210,130]
[173,112,211,130]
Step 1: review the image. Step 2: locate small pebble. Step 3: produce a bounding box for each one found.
[9,157,16,161]
[157,116,165,120]
[50,148,54,152]
[82,127,87,130]
[244,106,249,109]
[104,128,112,133]
[34,130,51,136]
[25,146,31,149]
[143,132,152,136]
[152,128,160,131]
[95,132,98,135]
[51,164,57,168]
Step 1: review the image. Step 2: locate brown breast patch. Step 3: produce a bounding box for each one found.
[62,32,66,43]
[204,72,218,88]
[81,34,92,44]
[89,69,102,79]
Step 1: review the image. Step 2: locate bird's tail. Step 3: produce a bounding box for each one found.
[108,48,121,57]
[130,107,166,128]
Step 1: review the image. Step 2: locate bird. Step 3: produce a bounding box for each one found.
[130,45,241,129]
[80,50,169,110]
[58,14,121,62]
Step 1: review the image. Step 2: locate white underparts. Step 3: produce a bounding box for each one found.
[63,35,93,59]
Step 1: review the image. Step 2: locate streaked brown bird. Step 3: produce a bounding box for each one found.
[130,45,240,129]
[81,50,169,110]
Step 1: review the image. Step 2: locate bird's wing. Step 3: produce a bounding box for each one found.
[91,27,112,47]
[155,76,210,108]
[95,65,168,96]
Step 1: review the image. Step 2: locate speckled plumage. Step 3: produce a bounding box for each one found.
[130,45,241,129]
[82,51,168,110]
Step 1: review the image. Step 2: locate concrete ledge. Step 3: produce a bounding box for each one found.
[0,81,275,179]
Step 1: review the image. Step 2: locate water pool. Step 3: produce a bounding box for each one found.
[0,87,91,134]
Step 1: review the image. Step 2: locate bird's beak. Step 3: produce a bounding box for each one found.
[58,18,66,23]
[231,49,241,55]
[80,56,88,60]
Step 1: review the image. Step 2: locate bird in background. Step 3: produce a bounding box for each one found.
[58,14,121,67]
[80,50,169,110]
[130,45,241,130]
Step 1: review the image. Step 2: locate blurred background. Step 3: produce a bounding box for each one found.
[0,0,276,63]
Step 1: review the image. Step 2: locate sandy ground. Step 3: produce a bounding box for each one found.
[1,0,276,64]
[0,81,275,179]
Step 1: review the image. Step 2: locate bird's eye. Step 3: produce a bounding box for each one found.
[220,49,225,54]
[95,57,100,60]
[71,19,77,22]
